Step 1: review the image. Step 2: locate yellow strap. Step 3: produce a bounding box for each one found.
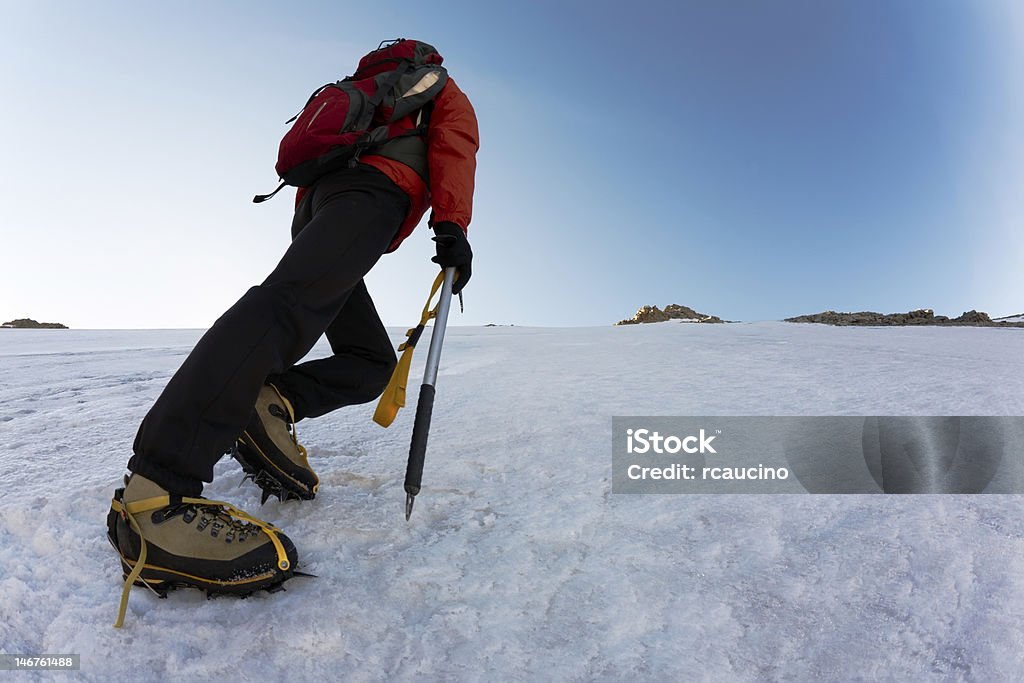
[372,347,415,427]
[124,495,172,515]
[373,271,447,428]
[113,493,291,628]
[115,505,151,628]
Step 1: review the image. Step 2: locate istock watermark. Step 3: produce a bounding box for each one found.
[612,416,1024,494]
[626,428,718,455]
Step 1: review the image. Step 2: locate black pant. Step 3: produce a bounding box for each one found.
[129,166,408,496]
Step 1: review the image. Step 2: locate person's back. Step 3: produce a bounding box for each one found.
[106,38,479,628]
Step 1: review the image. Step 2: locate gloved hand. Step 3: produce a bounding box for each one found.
[431,221,472,294]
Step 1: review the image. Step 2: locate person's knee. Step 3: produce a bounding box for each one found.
[367,350,397,399]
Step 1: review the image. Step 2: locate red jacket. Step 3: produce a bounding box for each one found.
[296,78,479,253]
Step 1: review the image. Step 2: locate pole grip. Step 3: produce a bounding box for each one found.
[404,383,436,496]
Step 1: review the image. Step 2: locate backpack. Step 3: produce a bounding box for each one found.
[253,39,448,203]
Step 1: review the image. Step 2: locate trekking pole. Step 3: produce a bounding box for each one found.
[403,266,457,520]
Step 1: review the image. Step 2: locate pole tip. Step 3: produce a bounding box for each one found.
[405,493,416,521]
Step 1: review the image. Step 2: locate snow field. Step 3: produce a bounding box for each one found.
[1,323,1023,680]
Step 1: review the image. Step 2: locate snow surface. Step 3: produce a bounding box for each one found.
[995,314,1024,323]
[1,323,1024,681]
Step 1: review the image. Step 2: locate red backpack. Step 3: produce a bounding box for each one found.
[254,39,448,203]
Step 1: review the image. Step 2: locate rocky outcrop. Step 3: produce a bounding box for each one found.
[785,309,1022,327]
[951,310,990,324]
[617,305,670,325]
[785,309,940,325]
[664,304,713,320]
[1,318,68,329]
[616,304,724,326]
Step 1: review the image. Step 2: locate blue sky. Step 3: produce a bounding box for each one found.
[1,1,1021,328]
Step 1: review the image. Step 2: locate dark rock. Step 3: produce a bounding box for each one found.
[663,304,699,319]
[785,308,1022,328]
[2,318,68,329]
[952,310,991,324]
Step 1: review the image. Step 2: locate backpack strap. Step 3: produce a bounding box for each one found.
[354,60,412,132]
[253,180,287,204]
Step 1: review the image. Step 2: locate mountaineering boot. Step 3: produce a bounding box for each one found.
[106,473,298,628]
[233,383,319,503]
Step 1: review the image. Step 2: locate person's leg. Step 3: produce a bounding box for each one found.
[269,280,397,421]
[232,280,395,502]
[128,166,408,496]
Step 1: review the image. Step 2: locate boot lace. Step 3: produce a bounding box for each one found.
[183,503,262,541]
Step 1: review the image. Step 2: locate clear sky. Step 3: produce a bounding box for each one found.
[1,0,1022,328]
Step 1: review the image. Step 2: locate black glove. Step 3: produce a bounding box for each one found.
[431,221,472,294]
